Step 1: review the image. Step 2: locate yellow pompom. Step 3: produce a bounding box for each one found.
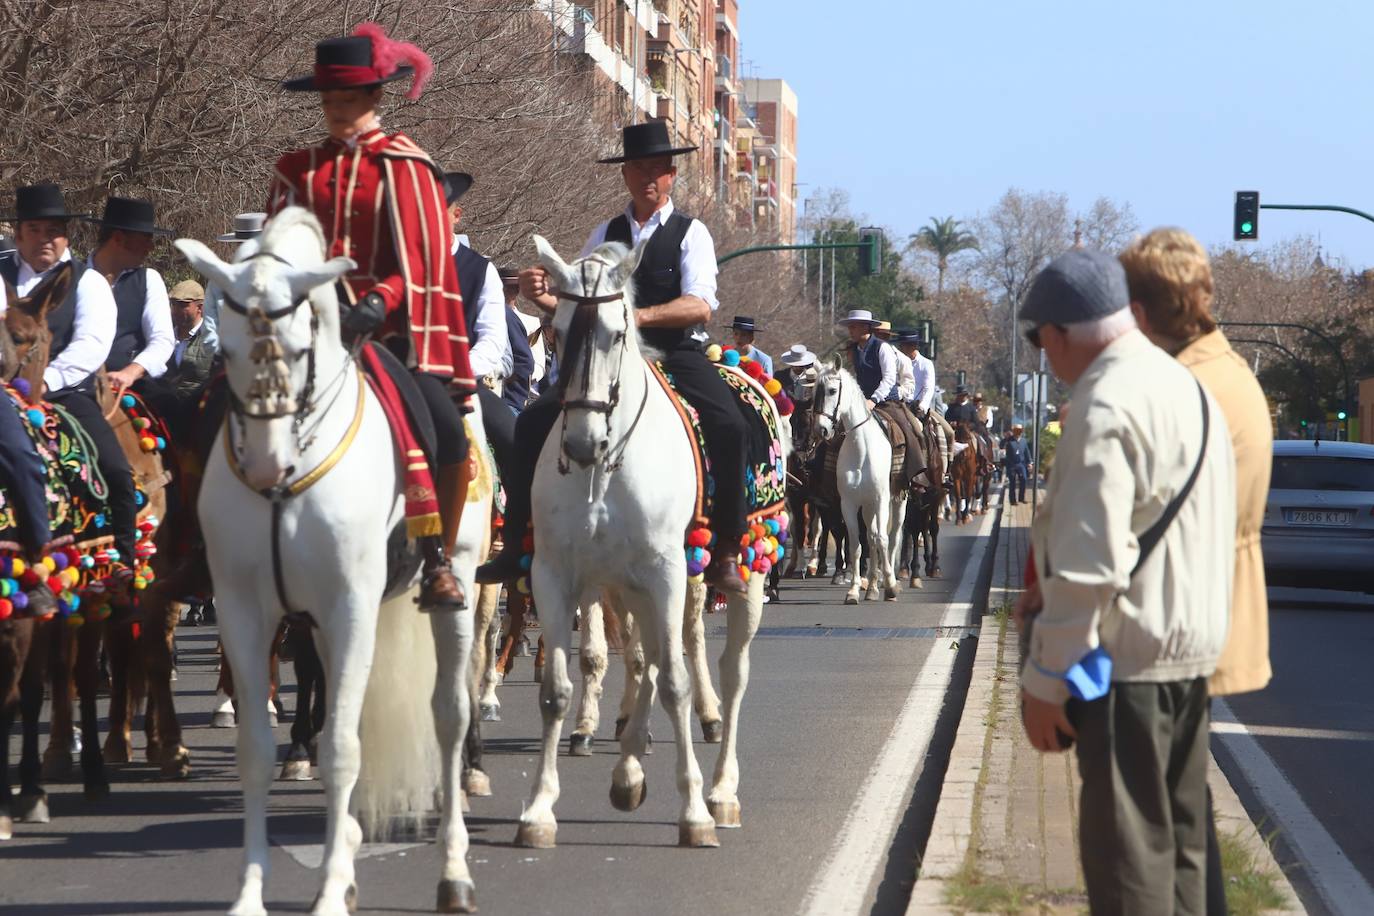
[705,344,723,363]
[41,556,57,573]
[12,558,25,576]
[765,378,782,396]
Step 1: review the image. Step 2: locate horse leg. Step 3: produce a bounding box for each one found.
[843,503,864,605]
[608,590,660,818]
[570,598,608,756]
[281,625,321,781]
[145,596,189,778]
[1,618,37,834]
[707,561,766,828]
[514,565,575,848]
[220,605,279,916]
[881,497,902,601]
[927,501,943,578]
[267,627,282,727]
[214,641,237,728]
[473,583,502,721]
[462,630,489,798]
[495,592,528,678]
[42,628,75,780]
[684,577,723,742]
[16,621,51,824]
[615,614,645,741]
[103,622,135,765]
[75,622,109,800]
[430,597,478,912]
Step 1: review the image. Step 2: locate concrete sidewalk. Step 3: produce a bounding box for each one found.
[910,497,1303,915]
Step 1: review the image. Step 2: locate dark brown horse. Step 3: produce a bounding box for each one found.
[950,422,980,525]
[901,411,946,585]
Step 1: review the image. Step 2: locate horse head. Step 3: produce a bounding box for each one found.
[2,263,68,393]
[532,233,645,470]
[814,365,860,443]
[175,208,354,490]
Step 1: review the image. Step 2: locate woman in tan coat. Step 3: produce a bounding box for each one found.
[1121,227,1273,915]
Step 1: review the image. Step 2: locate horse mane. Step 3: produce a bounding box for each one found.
[258,206,326,256]
[575,241,664,361]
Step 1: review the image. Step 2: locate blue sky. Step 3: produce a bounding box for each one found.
[737,0,1374,269]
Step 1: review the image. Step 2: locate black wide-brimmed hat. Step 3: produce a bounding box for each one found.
[282,24,432,100]
[2,183,84,222]
[598,121,698,164]
[85,197,173,236]
[893,328,922,345]
[731,315,758,333]
[443,172,474,207]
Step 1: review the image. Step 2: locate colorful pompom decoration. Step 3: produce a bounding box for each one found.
[705,344,723,363]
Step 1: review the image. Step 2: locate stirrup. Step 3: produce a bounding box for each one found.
[418,569,466,613]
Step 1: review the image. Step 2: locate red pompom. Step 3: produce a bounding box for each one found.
[776,390,795,416]
[743,361,765,380]
[687,528,711,548]
[353,22,435,100]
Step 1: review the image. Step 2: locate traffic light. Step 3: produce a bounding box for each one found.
[1234,191,1260,241]
[859,227,883,276]
[1300,418,1308,428]
[928,336,938,360]
[957,369,966,387]
[1338,410,1348,421]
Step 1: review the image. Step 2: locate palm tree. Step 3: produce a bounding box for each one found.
[910,216,979,297]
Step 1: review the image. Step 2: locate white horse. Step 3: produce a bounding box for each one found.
[176,208,488,916]
[815,365,902,604]
[514,236,779,848]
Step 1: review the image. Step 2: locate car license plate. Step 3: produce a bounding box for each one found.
[1284,509,1353,527]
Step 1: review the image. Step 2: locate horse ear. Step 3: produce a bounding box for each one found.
[829,352,843,373]
[532,234,577,292]
[175,238,236,293]
[287,256,356,303]
[612,237,649,291]
[16,260,74,318]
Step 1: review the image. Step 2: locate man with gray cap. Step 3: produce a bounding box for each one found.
[1017,249,1235,915]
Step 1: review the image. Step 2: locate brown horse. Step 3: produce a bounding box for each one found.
[950,422,980,525]
[902,411,946,585]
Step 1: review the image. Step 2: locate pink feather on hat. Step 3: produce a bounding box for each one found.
[352,21,434,100]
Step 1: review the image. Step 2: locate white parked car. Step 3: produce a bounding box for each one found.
[1261,440,1374,590]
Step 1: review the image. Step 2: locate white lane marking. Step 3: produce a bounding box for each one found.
[1211,721,1374,743]
[1214,699,1374,915]
[800,505,999,916]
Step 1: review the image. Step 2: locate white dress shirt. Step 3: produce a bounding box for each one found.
[892,342,916,401]
[581,198,719,310]
[89,256,176,379]
[11,250,118,394]
[453,236,513,380]
[910,350,936,411]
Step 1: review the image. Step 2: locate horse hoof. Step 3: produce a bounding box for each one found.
[15,792,48,824]
[614,717,628,740]
[463,768,492,797]
[910,577,923,589]
[268,709,279,729]
[103,740,131,765]
[160,748,192,780]
[0,812,12,840]
[568,733,594,757]
[514,821,556,848]
[479,703,501,723]
[346,883,358,913]
[609,778,647,812]
[930,567,943,578]
[212,710,236,729]
[84,781,110,802]
[844,595,859,606]
[831,573,846,586]
[884,588,898,601]
[898,567,910,580]
[679,821,720,848]
[41,750,73,781]
[280,759,313,781]
[708,797,742,828]
[436,878,478,913]
[701,719,723,744]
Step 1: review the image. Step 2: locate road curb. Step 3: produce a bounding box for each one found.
[1208,747,1306,914]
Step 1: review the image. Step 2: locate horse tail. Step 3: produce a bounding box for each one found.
[354,586,440,841]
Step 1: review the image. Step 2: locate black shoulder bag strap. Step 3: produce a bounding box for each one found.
[1130,379,1210,576]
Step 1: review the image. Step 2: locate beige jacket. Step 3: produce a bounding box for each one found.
[1023,331,1236,703]
[1177,330,1273,696]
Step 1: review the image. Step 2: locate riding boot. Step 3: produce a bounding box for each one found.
[419,460,472,613]
[704,545,749,596]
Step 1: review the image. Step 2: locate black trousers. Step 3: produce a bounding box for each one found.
[477,385,515,480]
[0,399,52,552]
[503,345,750,543]
[48,389,139,562]
[410,371,469,466]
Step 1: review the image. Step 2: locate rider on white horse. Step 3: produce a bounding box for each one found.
[838,309,928,488]
[478,121,752,595]
[267,25,477,612]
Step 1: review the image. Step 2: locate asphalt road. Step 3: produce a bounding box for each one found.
[1214,587,1374,916]
[2,514,997,916]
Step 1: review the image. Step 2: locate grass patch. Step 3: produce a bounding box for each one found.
[1219,827,1289,916]
[944,861,1029,913]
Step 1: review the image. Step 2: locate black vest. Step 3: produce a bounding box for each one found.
[105,266,150,372]
[851,335,887,400]
[502,307,536,412]
[604,210,695,351]
[0,251,92,393]
[453,244,489,345]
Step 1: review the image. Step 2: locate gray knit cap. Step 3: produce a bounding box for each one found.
[1017,249,1129,325]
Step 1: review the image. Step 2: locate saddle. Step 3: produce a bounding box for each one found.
[873,401,928,493]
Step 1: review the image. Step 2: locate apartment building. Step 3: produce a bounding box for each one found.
[740,78,798,240]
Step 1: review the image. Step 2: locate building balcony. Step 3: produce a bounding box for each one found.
[551,1,656,119]
[715,10,738,37]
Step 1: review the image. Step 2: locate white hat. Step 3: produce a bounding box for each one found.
[217,212,267,243]
[836,308,879,326]
[780,344,815,368]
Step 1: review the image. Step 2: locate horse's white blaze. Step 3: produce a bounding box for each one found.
[177,209,486,915]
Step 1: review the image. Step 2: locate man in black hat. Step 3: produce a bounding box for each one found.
[86,197,177,393]
[0,183,141,572]
[499,266,537,415]
[730,316,772,375]
[444,171,516,474]
[478,120,752,594]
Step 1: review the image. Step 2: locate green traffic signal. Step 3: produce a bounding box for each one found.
[1338,410,1348,421]
[1300,419,1308,427]
[1240,221,1253,234]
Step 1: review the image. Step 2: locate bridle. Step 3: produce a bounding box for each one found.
[552,258,649,474]
[821,372,872,437]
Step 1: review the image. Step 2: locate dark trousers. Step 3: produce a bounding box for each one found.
[48,389,138,562]
[477,385,515,480]
[1008,465,1027,503]
[0,400,52,552]
[410,371,469,466]
[503,345,750,543]
[1071,678,1211,916]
